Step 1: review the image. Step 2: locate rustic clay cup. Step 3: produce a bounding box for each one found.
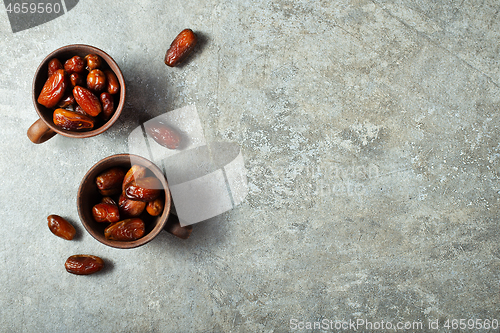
[28,44,126,144]
[77,154,171,249]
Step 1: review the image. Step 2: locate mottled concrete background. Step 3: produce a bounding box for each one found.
[1,0,499,331]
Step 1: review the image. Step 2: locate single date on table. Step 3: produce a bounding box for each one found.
[5,2,62,14]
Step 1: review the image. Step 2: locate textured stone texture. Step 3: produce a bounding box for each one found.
[0,0,499,331]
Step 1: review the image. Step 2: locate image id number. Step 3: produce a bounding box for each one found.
[444,319,498,330]
[6,2,62,14]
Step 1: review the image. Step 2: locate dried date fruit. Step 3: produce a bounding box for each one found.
[92,203,120,223]
[100,92,115,121]
[146,197,164,216]
[74,105,87,115]
[104,70,119,94]
[122,165,146,191]
[57,91,75,108]
[65,255,104,275]
[37,69,67,108]
[145,121,181,149]
[48,58,63,77]
[70,72,84,87]
[53,108,94,131]
[95,167,126,196]
[47,214,76,240]
[118,193,146,217]
[101,196,117,205]
[125,177,163,202]
[164,29,197,67]
[104,218,145,241]
[64,55,85,74]
[73,86,102,117]
[84,54,102,71]
[87,69,107,92]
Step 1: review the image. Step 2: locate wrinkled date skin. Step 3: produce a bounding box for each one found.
[164,29,197,67]
[145,121,181,149]
[100,92,115,121]
[122,165,146,191]
[70,72,84,87]
[146,197,164,216]
[84,54,102,71]
[118,193,146,217]
[47,214,76,240]
[92,203,120,223]
[65,255,104,275]
[64,56,85,74]
[53,108,94,131]
[57,92,75,108]
[101,196,117,205]
[87,69,107,93]
[37,69,67,108]
[73,86,102,117]
[125,177,163,202]
[95,167,126,196]
[104,70,119,94]
[104,218,145,241]
[48,58,63,77]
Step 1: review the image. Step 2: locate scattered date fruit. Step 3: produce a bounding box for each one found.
[65,255,104,275]
[47,214,76,240]
[37,53,120,131]
[145,121,181,150]
[164,29,197,67]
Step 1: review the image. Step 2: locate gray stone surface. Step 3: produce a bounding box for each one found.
[1,0,499,331]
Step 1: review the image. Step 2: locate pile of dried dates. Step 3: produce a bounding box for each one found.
[37,53,120,131]
[93,164,165,241]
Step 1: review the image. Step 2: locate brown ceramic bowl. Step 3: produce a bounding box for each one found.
[77,154,171,249]
[28,44,126,144]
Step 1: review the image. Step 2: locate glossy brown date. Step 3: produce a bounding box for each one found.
[48,58,63,77]
[57,91,75,108]
[47,214,76,240]
[146,197,164,216]
[145,121,181,149]
[101,196,117,205]
[64,56,85,74]
[104,218,145,241]
[87,69,107,92]
[125,177,163,202]
[70,72,84,87]
[53,108,94,131]
[73,86,102,117]
[65,255,104,275]
[122,165,146,191]
[92,203,120,223]
[164,29,197,67]
[37,69,67,108]
[95,167,126,196]
[84,54,102,71]
[118,193,146,217]
[100,92,114,120]
[104,70,119,95]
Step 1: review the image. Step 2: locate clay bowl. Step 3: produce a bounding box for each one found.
[28,44,126,144]
[77,154,171,249]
